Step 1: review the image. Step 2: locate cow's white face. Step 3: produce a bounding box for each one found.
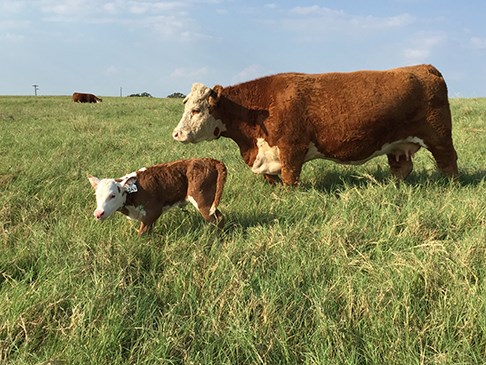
[172,83,226,143]
[88,176,127,220]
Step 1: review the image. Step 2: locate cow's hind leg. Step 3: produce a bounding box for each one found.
[387,154,413,180]
[427,142,458,178]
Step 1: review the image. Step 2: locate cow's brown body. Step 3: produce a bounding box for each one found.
[72,92,102,103]
[173,64,458,185]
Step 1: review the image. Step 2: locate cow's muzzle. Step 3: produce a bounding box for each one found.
[172,129,192,143]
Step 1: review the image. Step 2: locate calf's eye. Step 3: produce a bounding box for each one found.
[191,109,200,116]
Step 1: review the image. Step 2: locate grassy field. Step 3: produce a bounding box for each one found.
[0,95,485,364]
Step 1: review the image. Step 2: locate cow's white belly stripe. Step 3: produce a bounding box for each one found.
[251,137,427,175]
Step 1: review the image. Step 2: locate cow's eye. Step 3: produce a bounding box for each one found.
[191,109,200,116]
[109,194,116,200]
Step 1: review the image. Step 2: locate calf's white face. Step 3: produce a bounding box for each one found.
[172,83,226,143]
[88,176,127,221]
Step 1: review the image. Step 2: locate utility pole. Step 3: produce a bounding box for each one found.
[32,84,39,96]
[120,87,123,97]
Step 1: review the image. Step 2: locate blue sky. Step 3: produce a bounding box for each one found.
[1,0,486,97]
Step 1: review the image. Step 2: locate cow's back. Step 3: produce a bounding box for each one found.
[224,67,441,128]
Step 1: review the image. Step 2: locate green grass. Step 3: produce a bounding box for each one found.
[1,96,485,364]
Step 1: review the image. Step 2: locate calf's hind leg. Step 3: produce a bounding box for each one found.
[196,205,225,229]
[187,192,225,229]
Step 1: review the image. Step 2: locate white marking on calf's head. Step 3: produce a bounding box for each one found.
[172,83,226,143]
[88,174,136,221]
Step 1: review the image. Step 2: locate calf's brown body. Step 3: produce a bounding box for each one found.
[121,158,227,235]
[89,158,227,236]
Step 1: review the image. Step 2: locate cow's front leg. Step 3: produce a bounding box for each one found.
[279,147,306,186]
[263,174,282,185]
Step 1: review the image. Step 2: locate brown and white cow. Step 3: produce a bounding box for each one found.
[72,92,102,103]
[172,64,458,186]
[88,158,227,235]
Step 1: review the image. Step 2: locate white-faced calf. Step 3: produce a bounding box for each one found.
[88,158,227,236]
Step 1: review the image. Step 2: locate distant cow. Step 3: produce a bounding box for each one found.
[88,158,227,235]
[172,64,458,186]
[72,92,102,103]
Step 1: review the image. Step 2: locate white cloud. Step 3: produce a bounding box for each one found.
[265,3,279,10]
[374,13,415,28]
[291,6,343,17]
[39,0,187,18]
[36,0,205,41]
[0,1,26,15]
[403,48,430,62]
[170,67,209,80]
[231,65,267,84]
[403,33,446,64]
[0,32,25,41]
[40,0,95,17]
[470,37,486,50]
[141,14,210,41]
[0,19,31,30]
[128,1,182,15]
[288,6,414,31]
[216,8,228,15]
[105,65,119,75]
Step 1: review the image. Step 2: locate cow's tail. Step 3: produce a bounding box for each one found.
[210,159,227,216]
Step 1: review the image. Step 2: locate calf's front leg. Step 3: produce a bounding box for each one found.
[137,222,153,236]
[136,208,163,236]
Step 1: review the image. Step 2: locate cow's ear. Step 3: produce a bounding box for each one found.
[209,85,223,106]
[88,175,100,189]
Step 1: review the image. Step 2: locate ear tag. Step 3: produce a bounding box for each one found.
[125,183,138,194]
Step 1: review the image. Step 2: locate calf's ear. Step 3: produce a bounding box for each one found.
[121,176,137,188]
[87,175,100,189]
